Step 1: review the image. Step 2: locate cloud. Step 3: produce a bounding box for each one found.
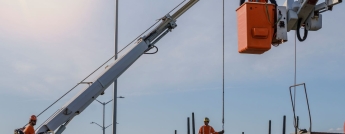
[13,61,37,74]
[329,127,343,132]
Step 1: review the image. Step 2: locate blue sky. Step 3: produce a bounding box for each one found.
[1,0,344,134]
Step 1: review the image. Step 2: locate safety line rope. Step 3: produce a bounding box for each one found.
[169,0,186,14]
[293,30,297,129]
[35,0,186,119]
[222,0,225,131]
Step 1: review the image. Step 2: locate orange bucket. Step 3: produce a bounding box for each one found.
[236,2,275,54]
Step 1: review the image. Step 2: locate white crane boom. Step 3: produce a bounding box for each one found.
[35,1,199,134]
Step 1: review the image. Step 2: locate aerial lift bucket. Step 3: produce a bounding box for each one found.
[236,1,276,54]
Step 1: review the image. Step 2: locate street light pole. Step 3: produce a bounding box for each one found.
[103,101,105,134]
[95,99,113,134]
[113,0,119,134]
[91,122,113,134]
[92,97,123,134]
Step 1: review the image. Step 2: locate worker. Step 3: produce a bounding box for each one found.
[240,0,278,6]
[198,117,224,134]
[23,115,37,134]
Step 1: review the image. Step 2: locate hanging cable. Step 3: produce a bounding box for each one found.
[293,30,298,131]
[168,0,187,14]
[222,0,225,131]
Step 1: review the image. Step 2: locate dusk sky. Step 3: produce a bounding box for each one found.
[0,0,344,134]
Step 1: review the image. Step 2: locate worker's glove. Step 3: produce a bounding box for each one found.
[218,130,224,134]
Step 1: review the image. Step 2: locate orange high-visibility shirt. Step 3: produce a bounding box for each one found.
[198,125,218,134]
[23,124,35,134]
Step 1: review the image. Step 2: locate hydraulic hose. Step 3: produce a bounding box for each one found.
[240,0,245,6]
[269,0,278,6]
[296,18,308,42]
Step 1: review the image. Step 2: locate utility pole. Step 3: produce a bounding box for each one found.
[113,0,119,134]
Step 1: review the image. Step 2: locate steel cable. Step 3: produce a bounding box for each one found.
[222,0,225,131]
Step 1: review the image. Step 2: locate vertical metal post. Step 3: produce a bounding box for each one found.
[113,0,119,134]
[269,120,271,134]
[188,117,190,134]
[242,132,244,134]
[192,113,195,134]
[175,130,177,134]
[103,103,105,134]
[283,115,286,134]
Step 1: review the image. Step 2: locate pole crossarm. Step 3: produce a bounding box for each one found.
[91,122,103,129]
[105,99,114,105]
[105,124,113,129]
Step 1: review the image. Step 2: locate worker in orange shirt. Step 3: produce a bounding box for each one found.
[198,117,224,134]
[23,115,37,134]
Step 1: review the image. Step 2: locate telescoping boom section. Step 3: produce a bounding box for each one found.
[35,1,199,134]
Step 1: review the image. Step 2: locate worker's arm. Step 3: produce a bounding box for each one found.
[199,126,203,134]
[23,125,35,134]
[211,127,224,134]
[210,127,218,134]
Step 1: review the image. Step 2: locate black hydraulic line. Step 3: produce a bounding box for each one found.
[192,113,195,134]
[240,0,245,6]
[269,120,272,134]
[269,0,278,6]
[144,46,158,54]
[296,18,308,42]
[283,115,286,134]
[188,117,190,134]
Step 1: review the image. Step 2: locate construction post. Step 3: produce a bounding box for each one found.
[283,115,286,134]
[188,117,190,134]
[269,120,271,134]
[192,113,195,134]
